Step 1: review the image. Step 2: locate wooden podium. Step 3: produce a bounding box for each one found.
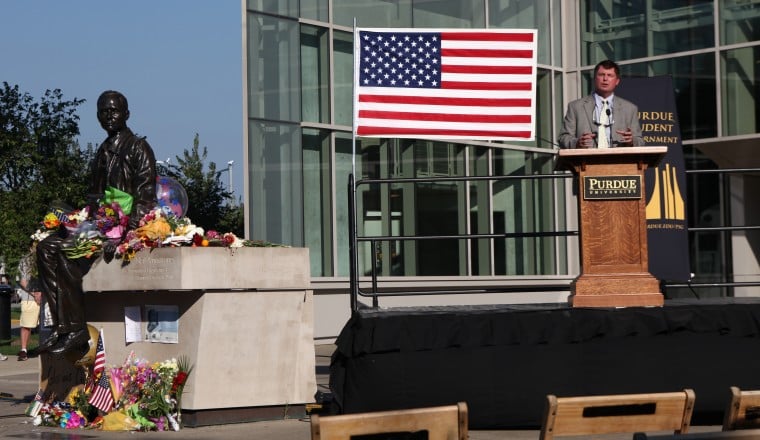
[558,147,667,308]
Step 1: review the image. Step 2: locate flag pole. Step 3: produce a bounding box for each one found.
[351,17,358,179]
[349,18,359,312]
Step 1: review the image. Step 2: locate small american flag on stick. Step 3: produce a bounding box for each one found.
[92,328,106,376]
[88,371,114,413]
[88,329,114,412]
[354,28,537,141]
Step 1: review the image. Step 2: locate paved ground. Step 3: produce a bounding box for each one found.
[0,317,724,439]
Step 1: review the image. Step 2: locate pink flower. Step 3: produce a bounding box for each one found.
[105,225,124,239]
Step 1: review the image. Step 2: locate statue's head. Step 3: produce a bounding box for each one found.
[97,90,130,136]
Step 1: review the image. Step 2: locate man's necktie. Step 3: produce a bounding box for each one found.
[598,100,609,148]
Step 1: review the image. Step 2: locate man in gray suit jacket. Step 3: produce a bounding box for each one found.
[558,60,643,149]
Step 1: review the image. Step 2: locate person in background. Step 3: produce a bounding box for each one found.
[17,242,41,361]
[558,59,643,149]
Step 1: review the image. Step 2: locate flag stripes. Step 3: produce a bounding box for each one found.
[89,372,114,413]
[87,328,114,413]
[355,28,537,141]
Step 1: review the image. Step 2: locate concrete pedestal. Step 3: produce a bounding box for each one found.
[45,247,316,426]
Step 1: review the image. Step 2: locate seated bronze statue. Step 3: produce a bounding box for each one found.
[34,90,157,356]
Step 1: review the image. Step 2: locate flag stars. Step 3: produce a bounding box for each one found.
[359,31,442,88]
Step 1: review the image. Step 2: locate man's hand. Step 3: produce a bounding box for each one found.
[103,240,117,264]
[615,128,633,145]
[578,132,595,148]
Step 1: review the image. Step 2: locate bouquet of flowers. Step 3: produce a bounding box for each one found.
[32,201,130,261]
[32,197,286,263]
[94,202,129,240]
[33,354,193,432]
[114,205,283,263]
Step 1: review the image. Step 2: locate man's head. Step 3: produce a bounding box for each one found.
[593,60,621,98]
[97,90,130,135]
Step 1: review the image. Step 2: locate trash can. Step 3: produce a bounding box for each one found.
[0,284,11,341]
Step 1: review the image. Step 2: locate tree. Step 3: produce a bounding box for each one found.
[164,134,243,236]
[0,83,91,279]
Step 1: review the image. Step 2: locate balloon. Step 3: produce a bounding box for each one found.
[155,176,189,218]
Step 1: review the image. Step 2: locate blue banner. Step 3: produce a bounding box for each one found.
[616,76,691,282]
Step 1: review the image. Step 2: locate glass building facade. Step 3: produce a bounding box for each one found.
[243,1,760,309]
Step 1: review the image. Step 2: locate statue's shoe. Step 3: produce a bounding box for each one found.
[49,329,89,355]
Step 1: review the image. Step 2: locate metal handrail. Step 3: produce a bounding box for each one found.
[661,167,760,293]
[348,172,576,312]
[348,166,760,312]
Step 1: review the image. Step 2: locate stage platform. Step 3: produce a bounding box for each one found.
[329,298,760,429]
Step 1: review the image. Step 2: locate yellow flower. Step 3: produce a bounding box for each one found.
[43,213,61,229]
[136,217,172,241]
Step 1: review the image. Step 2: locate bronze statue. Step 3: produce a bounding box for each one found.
[35,90,157,356]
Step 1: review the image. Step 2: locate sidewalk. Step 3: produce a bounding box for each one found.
[0,340,722,439]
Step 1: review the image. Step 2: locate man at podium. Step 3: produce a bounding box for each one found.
[558,59,643,149]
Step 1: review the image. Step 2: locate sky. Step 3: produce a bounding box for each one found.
[2,1,244,196]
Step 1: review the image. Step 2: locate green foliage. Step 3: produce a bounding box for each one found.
[0,83,92,279]
[70,388,99,422]
[163,134,244,236]
[217,201,244,237]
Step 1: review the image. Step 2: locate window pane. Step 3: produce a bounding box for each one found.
[248,121,303,246]
[492,149,559,275]
[581,0,714,64]
[413,141,466,276]
[334,0,412,28]
[247,13,300,122]
[721,1,760,45]
[681,145,729,297]
[551,0,562,66]
[553,70,564,149]
[334,0,482,28]
[335,132,356,277]
[488,0,551,65]
[334,31,353,126]
[301,25,329,123]
[722,47,760,136]
[300,0,328,22]
[620,54,716,140]
[303,128,332,276]
[469,147,492,275]
[246,0,297,16]
[411,0,483,28]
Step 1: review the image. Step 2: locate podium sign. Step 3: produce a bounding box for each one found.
[558,147,667,307]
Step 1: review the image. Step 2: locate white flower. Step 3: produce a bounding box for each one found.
[31,230,52,242]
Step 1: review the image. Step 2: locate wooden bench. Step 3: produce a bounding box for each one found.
[540,389,695,440]
[310,402,468,440]
[723,386,760,431]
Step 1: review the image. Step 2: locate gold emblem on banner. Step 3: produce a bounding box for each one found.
[646,163,685,220]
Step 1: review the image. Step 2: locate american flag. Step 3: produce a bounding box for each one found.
[354,28,537,141]
[88,328,113,412]
[52,207,69,223]
[92,328,106,376]
[88,370,114,413]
